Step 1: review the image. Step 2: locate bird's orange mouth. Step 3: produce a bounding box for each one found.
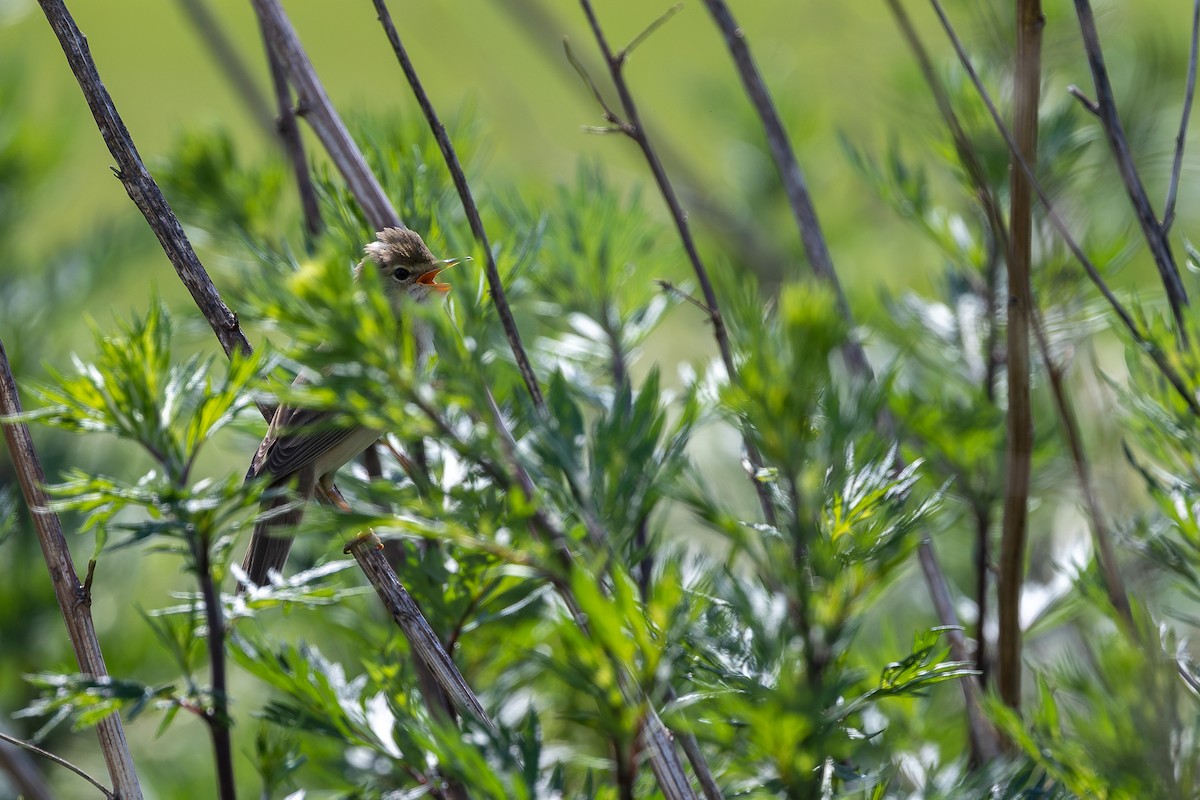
[417,269,450,293]
[417,256,468,294]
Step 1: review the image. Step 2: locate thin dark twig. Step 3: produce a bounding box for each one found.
[260,28,324,240]
[574,0,778,533]
[654,279,712,315]
[37,0,251,362]
[495,0,792,279]
[564,38,627,130]
[1164,0,1200,233]
[996,0,1042,715]
[1029,315,1132,626]
[0,338,143,800]
[928,0,1200,417]
[1067,85,1101,117]
[370,0,544,409]
[0,731,114,800]
[192,541,236,799]
[705,0,1002,759]
[1073,0,1189,329]
[620,2,683,61]
[972,504,991,690]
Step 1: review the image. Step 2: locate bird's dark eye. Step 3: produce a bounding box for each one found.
[392,268,411,282]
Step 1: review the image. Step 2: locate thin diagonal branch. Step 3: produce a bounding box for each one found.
[928,0,1200,417]
[1029,315,1131,627]
[370,0,544,409]
[37,0,252,361]
[251,0,401,230]
[349,531,496,730]
[621,3,683,62]
[0,338,142,800]
[702,0,1002,761]
[1164,0,1200,234]
[0,731,114,800]
[574,0,778,533]
[1073,0,1189,329]
[699,0,843,310]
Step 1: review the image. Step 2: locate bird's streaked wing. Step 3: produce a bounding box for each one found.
[246,405,362,483]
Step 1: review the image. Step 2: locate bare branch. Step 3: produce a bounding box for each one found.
[0,338,142,800]
[564,37,626,128]
[494,0,793,278]
[1073,0,1190,329]
[699,1,841,303]
[251,0,401,230]
[370,0,544,409]
[346,530,496,730]
[37,0,252,361]
[1164,0,1200,233]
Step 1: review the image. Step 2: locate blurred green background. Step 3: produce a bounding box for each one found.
[3,0,1200,796]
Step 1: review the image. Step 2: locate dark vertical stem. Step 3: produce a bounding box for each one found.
[193,538,237,800]
[997,0,1042,714]
[973,502,991,690]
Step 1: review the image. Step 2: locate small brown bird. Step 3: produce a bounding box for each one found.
[239,227,457,588]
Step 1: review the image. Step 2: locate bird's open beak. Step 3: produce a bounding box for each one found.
[417,257,469,294]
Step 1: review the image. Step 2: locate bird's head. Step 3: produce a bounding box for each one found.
[361,227,464,310]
